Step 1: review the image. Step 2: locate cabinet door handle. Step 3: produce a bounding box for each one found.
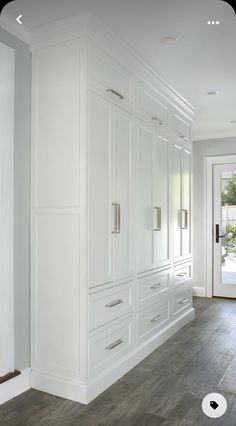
[150,283,161,290]
[150,314,161,323]
[105,299,124,308]
[117,204,121,233]
[105,338,123,351]
[180,135,189,142]
[106,88,124,100]
[179,298,189,305]
[112,203,121,234]
[177,272,188,277]
[178,209,188,229]
[152,116,163,126]
[154,207,161,231]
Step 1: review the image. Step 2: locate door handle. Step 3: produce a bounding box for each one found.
[216,224,226,243]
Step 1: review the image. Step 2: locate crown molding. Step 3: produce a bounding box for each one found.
[29,10,195,121]
[192,132,236,141]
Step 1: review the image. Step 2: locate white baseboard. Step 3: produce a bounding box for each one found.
[0,369,31,405]
[32,308,195,404]
[193,286,206,297]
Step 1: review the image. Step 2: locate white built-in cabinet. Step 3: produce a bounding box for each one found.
[30,13,195,404]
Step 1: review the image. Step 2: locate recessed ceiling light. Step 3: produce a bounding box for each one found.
[207,20,220,25]
[207,90,219,95]
[160,36,178,44]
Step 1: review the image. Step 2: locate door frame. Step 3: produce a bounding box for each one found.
[0,42,14,376]
[205,155,236,297]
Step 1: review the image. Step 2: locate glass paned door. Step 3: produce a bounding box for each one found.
[213,163,236,298]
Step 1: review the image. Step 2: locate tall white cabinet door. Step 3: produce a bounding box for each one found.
[88,92,113,287]
[154,135,170,268]
[172,144,182,263]
[113,108,133,281]
[137,122,155,274]
[182,148,192,259]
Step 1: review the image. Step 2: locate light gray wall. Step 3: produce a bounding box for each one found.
[193,137,236,292]
[0,28,31,370]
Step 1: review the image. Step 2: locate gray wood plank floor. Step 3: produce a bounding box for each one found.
[1,297,236,426]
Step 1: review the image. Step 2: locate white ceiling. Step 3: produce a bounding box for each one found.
[1,0,236,140]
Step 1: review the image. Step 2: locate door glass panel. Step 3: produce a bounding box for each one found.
[221,171,236,285]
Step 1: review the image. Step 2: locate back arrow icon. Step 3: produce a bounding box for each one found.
[16,14,22,24]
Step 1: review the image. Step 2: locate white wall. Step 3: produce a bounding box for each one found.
[193,137,236,294]
[0,27,31,371]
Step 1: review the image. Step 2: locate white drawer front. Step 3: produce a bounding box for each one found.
[172,113,191,142]
[137,298,170,345]
[88,318,133,378]
[173,287,192,318]
[88,43,132,108]
[88,282,133,331]
[138,86,168,127]
[138,270,171,306]
[174,264,192,287]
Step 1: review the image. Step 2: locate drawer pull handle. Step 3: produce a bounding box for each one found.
[177,272,188,277]
[105,338,123,351]
[107,88,124,100]
[105,299,124,308]
[150,283,161,290]
[179,298,189,305]
[150,314,162,323]
[152,116,163,126]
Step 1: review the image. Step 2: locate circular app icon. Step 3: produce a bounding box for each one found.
[202,393,227,418]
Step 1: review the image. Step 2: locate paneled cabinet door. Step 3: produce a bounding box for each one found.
[112,108,133,282]
[154,135,170,268]
[88,91,133,288]
[137,122,156,273]
[182,148,191,259]
[171,143,192,263]
[172,144,182,263]
[88,92,113,287]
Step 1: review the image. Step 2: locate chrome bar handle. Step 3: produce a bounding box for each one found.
[180,135,189,143]
[106,88,124,100]
[177,272,187,277]
[150,314,161,323]
[117,204,121,234]
[152,116,163,126]
[154,207,161,231]
[112,203,120,234]
[150,283,161,290]
[179,298,189,305]
[105,299,124,308]
[178,209,188,229]
[105,338,123,351]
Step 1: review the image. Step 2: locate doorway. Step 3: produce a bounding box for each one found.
[213,163,236,298]
[206,155,236,298]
